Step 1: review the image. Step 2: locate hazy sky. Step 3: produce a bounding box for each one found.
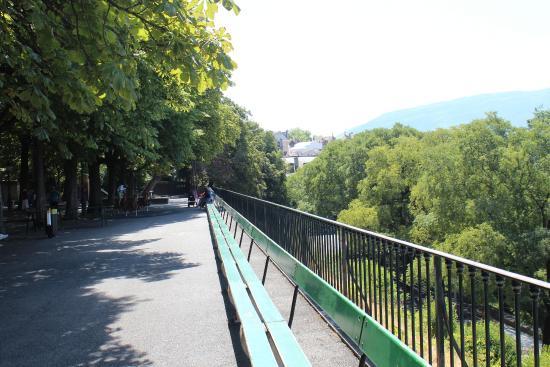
[217,0,550,135]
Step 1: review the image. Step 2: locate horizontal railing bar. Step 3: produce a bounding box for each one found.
[217,188,550,290]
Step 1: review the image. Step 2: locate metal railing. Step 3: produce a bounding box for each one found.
[216,188,550,367]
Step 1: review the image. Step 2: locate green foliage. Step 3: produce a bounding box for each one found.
[287,128,312,142]
[288,116,550,278]
[439,223,509,268]
[1,0,236,134]
[337,200,380,231]
[207,116,287,204]
[462,321,517,367]
[523,345,550,367]
[0,0,248,208]
[288,124,421,219]
[356,136,422,236]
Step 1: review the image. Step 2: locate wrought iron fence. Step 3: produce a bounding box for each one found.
[216,188,550,367]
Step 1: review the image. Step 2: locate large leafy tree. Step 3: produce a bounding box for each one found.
[0,0,240,217]
[207,111,287,204]
[287,128,311,142]
[287,124,420,218]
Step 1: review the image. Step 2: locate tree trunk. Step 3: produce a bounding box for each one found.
[88,160,102,212]
[106,152,117,205]
[63,157,79,219]
[127,169,136,199]
[6,175,13,211]
[32,138,47,223]
[18,134,30,206]
[142,175,161,197]
[0,180,4,233]
[80,162,89,213]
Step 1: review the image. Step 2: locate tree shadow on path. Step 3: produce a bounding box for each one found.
[0,209,202,367]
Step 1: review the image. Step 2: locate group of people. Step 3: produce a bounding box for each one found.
[18,190,39,210]
[194,186,215,208]
[17,187,60,211]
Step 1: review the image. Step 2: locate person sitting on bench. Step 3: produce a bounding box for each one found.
[197,189,207,208]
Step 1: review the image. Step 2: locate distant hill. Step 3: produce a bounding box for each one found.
[347,88,550,134]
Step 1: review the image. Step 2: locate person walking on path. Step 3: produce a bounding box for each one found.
[116,184,126,209]
[206,185,215,204]
[49,187,60,208]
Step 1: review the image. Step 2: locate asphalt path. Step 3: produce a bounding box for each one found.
[0,204,246,367]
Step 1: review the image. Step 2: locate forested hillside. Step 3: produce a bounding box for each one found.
[288,112,549,279]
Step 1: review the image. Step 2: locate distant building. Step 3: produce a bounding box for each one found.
[313,135,336,146]
[283,156,317,172]
[273,130,334,164]
[273,131,291,156]
[288,141,323,157]
[281,139,290,156]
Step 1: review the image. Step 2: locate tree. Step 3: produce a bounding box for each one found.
[288,128,312,142]
[287,124,421,218]
[1,0,240,218]
[207,112,287,204]
[337,200,380,231]
[438,223,509,268]
[354,136,422,236]
[287,116,549,280]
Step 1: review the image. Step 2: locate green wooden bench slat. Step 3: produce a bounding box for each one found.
[210,205,311,367]
[215,222,261,286]
[207,207,279,367]
[266,321,312,367]
[228,282,279,367]
[246,282,286,324]
[214,212,286,324]
[215,200,429,367]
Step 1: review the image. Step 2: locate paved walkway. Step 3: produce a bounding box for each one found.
[0,202,358,366]
[0,205,245,367]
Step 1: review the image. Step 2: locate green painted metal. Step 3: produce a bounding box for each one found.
[358,316,425,367]
[294,264,365,344]
[215,200,429,367]
[207,206,279,367]
[208,205,311,367]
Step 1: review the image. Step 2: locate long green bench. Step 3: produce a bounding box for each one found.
[207,204,311,367]
[214,200,429,367]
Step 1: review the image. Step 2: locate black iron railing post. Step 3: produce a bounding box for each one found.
[425,253,433,365]
[531,286,541,367]
[289,284,299,328]
[434,256,446,367]
[445,258,454,367]
[340,227,349,298]
[512,281,522,367]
